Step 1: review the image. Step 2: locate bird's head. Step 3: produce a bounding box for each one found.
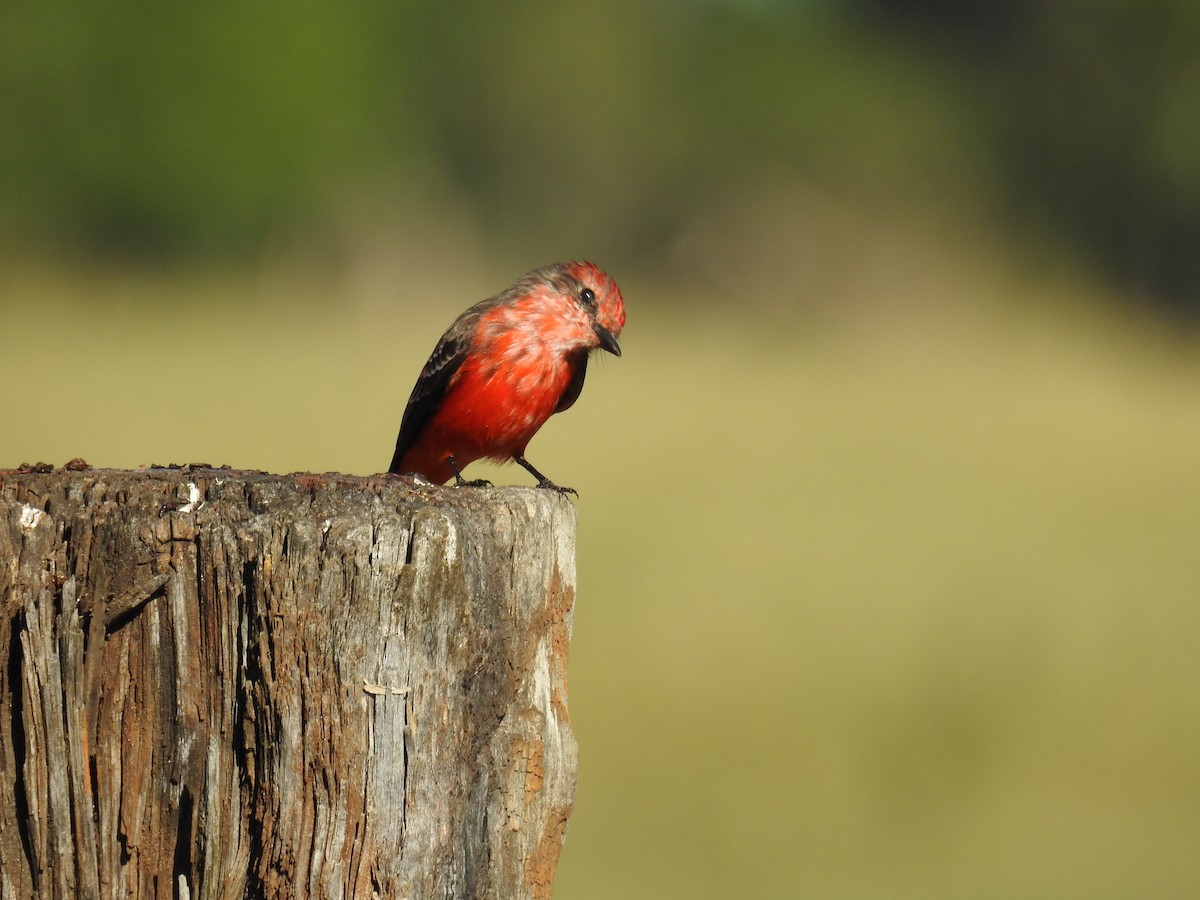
[563,260,625,357]
[494,261,625,359]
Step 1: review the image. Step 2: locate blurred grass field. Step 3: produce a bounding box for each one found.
[3,254,1200,897]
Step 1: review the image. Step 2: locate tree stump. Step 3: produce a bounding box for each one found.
[0,467,579,899]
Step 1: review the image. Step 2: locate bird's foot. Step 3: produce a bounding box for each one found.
[454,476,493,488]
[513,455,577,496]
[535,478,578,496]
[448,454,491,487]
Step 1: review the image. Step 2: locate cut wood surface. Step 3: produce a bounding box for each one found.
[0,467,579,899]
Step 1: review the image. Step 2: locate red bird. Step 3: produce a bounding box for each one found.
[388,261,626,494]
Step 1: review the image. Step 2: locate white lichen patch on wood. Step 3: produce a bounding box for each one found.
[178,482,202,513]
[18,502,43,531]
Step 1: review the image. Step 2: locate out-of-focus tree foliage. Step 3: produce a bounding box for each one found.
[0,1,977,265]
[860,0,1200,311]
[2,0,1199,310]
[0,1,408,258]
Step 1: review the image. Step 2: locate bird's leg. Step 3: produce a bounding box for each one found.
[514,455,578,496]
[448,454,492,488]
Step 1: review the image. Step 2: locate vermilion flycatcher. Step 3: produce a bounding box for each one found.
[388,261,626,494]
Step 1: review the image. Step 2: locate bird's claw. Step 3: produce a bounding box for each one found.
[448,454,491,487]
[514,455,576,496]
[454,476,493,488]
[536,479,578,496]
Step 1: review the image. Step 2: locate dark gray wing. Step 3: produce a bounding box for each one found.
[388,306,487,474]
[555,351,589,414]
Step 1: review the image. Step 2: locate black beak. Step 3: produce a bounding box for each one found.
[593,322,622,357]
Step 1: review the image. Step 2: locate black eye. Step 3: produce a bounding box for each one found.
[579,287,595,305]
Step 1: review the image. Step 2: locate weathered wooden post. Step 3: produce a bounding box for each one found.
[0,466,578,899]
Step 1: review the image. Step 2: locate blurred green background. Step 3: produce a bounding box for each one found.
[4,2,1200,896]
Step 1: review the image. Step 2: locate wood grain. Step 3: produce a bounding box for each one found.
[0,467,578,899]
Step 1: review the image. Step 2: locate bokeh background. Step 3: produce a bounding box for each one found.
[4,2,1200,896]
